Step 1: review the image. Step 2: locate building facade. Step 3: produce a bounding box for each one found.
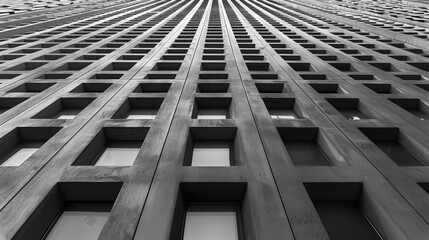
[0,0,428,239]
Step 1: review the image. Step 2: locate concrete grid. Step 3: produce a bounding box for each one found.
[0,0,428,239]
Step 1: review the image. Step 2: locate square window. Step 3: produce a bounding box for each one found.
[70,83,112,93]
[359,128,425,166]
[277,127,332,166]
[125,109,157,119]
[326,98,374,120]
[0,98,28,114]
[191,142,231,166]
[197,83,229,93]
[1,146,40,167]
[32,98,95,119]
[133,83,171,93]
[304,183,382,240]
[0,127,60,167]
[270,110,298,119]
[44,211,109,240]
[8,82,55,93]
[263,98,301,119]
[112,97,163,120]
[255,83,285,93]
[310,83,346,94]
[94,141,141,166]
[14,182,122,240]
[72,128,147,166]
[197,109,228,119]
[184,127,237,166]
[192,97,231,119]
[389,98,429,121]
[170,183,247,240]
[183,210,238,240]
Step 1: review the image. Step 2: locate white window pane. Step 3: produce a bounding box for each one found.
[183,211,238,240]
[126,114,156,120]
[277,115,296,119]
[269,110,298,119]
[192,148,230,166]
[57,114,76,119]
[45,211,109,240]
[95,148,139,166]
[197,115,226,119]
[1,148,38,166]
[197,109,228,119]
[53,109,80,119]
[126,109,157,119]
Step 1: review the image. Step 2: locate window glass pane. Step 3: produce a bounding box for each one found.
[313,201,382,240]
[126,114,156,120]
[95,148,139,166]
[45,211,109,240]
[57,114,76,119]
[375,141,424,166]
[284,141,331,166]
[1,148,38,166]
[53,109,80,119]
[125,109,157,119]
[197,115,226,119]
[271,115,296,119]
[183,211,238,240]
[269,109,297,119]
[197,109,227,119]
[192,148,230,166]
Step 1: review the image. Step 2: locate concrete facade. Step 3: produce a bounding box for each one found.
[0,0,428,239]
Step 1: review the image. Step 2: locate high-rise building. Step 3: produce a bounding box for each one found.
[0,0,428,239]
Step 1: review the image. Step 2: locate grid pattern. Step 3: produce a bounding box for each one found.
[0,0,428,239]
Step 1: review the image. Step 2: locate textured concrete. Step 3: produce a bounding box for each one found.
[0,0,428,239]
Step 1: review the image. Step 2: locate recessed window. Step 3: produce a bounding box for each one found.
[126,110,157,119]
[363,83,396,94]
[0,141,43,167]
[326,98,373,120]
[197,83,229,93]
[284,140,331,166]
[70,83,112,93]
[359,128,425,166]
[72,127,147,166]
[305,183,382,240]
[389,98,429,120]
[0,127,60,167]
[183,206,239,240]
[0,97,28,114]
[278,127,332,166]
[309,83,346,94]
[112,97,163,120]
[270,110,298,119]
[13,182,122,240]
[197,109,228,119]
[184,127,237,166]
[44,210,109,240]
[375,141,424,166]
[255,83,285,93]
[94,141,141,166]
[263,98,301,120]
[133,83,171,93]
[170,183,247,240]
[191,141,231,166]
[32,98,95,119]
[193,97,231,120]
[8,82,55,93]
